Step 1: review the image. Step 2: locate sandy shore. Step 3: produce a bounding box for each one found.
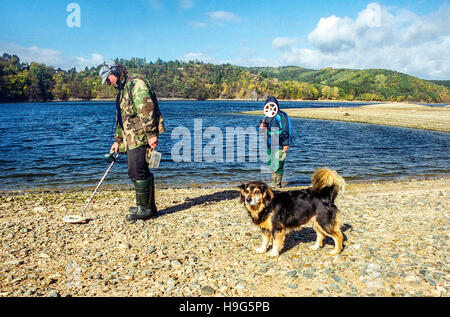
[240,103,450,133]
[0,176,449,297]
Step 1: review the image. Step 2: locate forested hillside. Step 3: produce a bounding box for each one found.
[1,53,449,103]
[428,80,450,89]
[248,66,450,103]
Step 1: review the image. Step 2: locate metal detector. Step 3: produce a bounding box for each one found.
[62,152,120,224]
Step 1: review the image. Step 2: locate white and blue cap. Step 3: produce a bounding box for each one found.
[99,61,117,85]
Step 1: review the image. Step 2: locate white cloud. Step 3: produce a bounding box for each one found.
[189,10,241,29]
[180,52,215,63]
[272,37,300,50]
[273,2,450,79]
[307,15,356,52]
[147,0,195,10]
[206,11,241,24]
[179,52,272,68]
[0,42,104,71]
[75,53,104,69]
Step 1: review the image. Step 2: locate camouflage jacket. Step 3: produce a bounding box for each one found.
[114,73,165,152]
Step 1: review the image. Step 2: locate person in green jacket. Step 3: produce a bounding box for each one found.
[259,96,292,188]
[99,61,165,221]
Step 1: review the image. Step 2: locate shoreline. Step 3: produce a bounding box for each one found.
[239,102,450,133]
[1,173,449,196]
[2,98,449,105]
[0,177,448,297]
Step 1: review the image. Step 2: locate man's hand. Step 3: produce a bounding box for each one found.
[148,136,158,149]
[110,142,119,153]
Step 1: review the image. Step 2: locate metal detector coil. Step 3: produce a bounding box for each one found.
[62,215,88,224]
[264,101,279,118]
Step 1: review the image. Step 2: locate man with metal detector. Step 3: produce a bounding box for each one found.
[99,61,165,222]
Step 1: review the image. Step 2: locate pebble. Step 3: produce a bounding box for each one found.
[330,283,340,291]
[304,272,315,279]
[4,260,22,266]
[201,286,216,296]
[47,290,60,297]
[286,270,297,278]
[38,252,51,259]
[405,275,417,282]
[332,275,342,283]
[117,243,131,250]
[142,269,153,276]
[170,260,182,268]
[423,274,436,286]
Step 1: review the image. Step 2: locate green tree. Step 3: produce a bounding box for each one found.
[52,71,70,101]
[27,62,55,101]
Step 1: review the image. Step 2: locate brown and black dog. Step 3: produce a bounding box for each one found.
[238,167,346,257]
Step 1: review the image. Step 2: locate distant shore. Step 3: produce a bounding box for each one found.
[3,98,449,105]
[240,102,450,133]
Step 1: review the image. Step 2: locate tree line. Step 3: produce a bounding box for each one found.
[1,53,449,103]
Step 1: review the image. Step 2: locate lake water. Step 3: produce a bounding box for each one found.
[0,100,449,191]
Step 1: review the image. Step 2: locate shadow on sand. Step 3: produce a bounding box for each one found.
[281,223,353,255]
[156,189,240,217]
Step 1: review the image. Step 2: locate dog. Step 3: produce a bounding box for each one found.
[238,167,346,257]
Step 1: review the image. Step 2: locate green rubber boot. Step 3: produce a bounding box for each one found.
[270,173,283,188]
[126,176,157,221]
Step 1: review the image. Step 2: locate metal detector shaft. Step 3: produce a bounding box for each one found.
[81,153,120,217]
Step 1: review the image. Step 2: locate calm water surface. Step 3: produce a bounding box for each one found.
[0,100,449,191]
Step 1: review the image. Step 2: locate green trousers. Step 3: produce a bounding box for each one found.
[266,147,286,174]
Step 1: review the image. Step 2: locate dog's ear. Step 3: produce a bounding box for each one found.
[262,184,274,207]
[237,184,246,204]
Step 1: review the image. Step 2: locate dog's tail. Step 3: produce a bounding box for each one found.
[311,167,346,200]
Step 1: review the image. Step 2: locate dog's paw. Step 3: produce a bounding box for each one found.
[268,250,279,257]
[309,244,321,251]
[254,246,267,254]
[329,249,341,256]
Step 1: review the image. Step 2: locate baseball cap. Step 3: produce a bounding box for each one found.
[99,61,116,85]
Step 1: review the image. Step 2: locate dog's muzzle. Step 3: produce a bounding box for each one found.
[245,196,260,206]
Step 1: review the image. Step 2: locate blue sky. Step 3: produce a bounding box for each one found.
[1,0,449,79]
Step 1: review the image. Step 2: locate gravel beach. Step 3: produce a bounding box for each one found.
[1,176,448,297]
